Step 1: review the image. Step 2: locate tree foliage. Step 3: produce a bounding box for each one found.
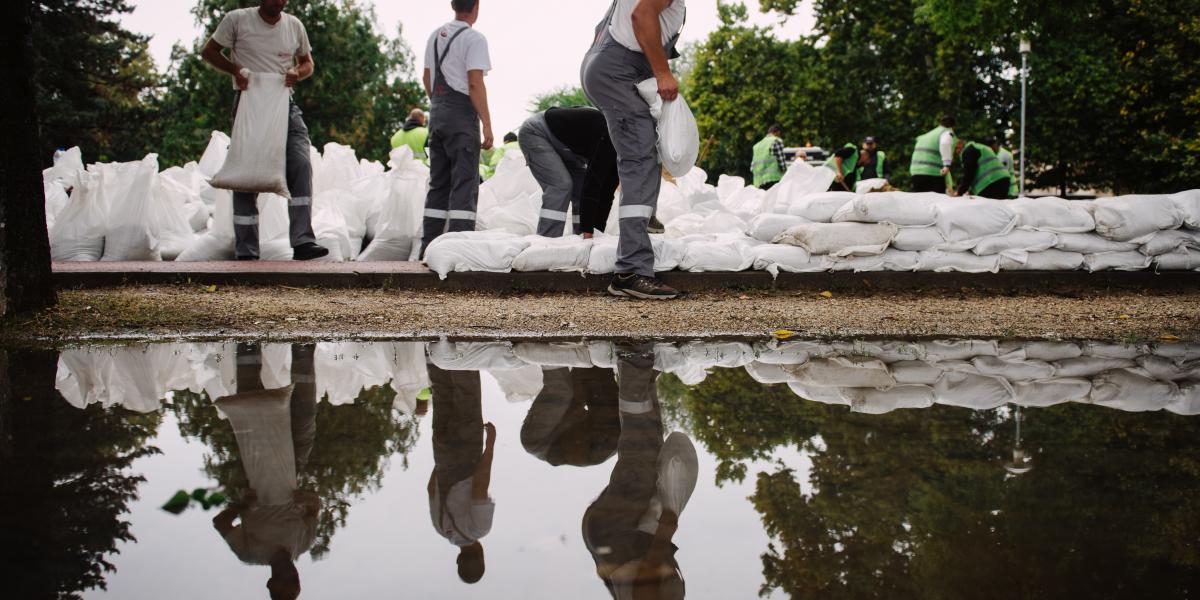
[686,0,1200,193]
[156,0,425,167]
[530,86,593,113]
[31,0,160,165]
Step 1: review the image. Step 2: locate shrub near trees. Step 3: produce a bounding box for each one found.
[688,0,1200,195]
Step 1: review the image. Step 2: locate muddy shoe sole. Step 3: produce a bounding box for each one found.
[606,284,679,300]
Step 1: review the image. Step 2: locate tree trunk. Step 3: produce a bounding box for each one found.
[0,0,56,318]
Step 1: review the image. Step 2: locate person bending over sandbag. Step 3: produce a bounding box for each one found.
[519,107,619,238]
[201,0,329,261]
[953,137,1013,200]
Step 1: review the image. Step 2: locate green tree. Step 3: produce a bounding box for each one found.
[157,0,425,167]
[530,85,592,113]
[31,0,160,165]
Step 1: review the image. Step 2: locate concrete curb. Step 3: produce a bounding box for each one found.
[52,261,1200,292]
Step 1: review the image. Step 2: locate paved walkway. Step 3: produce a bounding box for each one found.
[52,261,1200,292]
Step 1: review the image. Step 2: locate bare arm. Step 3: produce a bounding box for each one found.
[201,39,248,90]
[632,0,678,101]
[468,70,494,150]
[471,422,496,500]
[422,68,432,99]
[285,53,314,87]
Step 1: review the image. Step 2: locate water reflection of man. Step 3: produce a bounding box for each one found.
[426,364,495,584]
[521,367,621,467]
[583,345,699,600]
[212,343,321,600]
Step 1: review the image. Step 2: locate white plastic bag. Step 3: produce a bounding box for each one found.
[209,71,291,198]
[678,234,758,272]
[424,230,531,279]
[636,78,699,178]
[832,192,940,227]
[358,146,429,261]
[1169,190,1200,229]
[748,213,809,242]
[763,161,835,213]
[511,235,593,272]
[49,171,107,261]
[787,192,858,222]
[101,155,161,261]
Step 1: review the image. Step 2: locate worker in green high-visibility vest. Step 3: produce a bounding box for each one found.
[390,108,430,161]
[954,137,1013,199]
[855,136,888,182]
[991,138,1019,198]
[750,123,788,190]
[910,116,957,193]
[826,142,860,191]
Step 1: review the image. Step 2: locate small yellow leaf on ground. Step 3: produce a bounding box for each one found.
[820,291,833,299]
[1117,314,1131,320]
[1158,334,1181,342]
[205,285,217,293]
[773,329,795,340]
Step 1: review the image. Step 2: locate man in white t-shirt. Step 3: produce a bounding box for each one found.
[419,0,495,257]
[581,0,686,300]
[201,0,328,261]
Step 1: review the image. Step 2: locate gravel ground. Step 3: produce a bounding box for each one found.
[2,285,1197,345]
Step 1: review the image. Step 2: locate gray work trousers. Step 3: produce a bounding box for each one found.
[581,32,660,276]
[232,102,317,259]
[421,90,481,256]
[519,114,585,237]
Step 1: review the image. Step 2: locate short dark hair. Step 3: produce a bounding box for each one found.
[768,123,783,135]
[939,115,957,128]
[452,0,478,12]
[503,132,517,143]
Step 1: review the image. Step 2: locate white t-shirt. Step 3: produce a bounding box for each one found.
[429,476,495,547]
[424,21,491,97]
[211,8,311,90]
[608,0,686,54]
[939,130,956,167]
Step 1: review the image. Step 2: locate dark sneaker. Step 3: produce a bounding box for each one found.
[607,273,680,300]
[647,216,666,234]
[292,242,330,261]
[236,255,258,261]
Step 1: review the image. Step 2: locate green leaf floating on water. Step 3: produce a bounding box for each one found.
[191,488,208,501]
[207,491,229,507]
[162,490,191,515]
[416,388,432,401]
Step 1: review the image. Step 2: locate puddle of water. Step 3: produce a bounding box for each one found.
[1,339,1197,599]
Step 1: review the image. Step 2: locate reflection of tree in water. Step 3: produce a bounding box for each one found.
[673,367,1200,599]
[0,350,161,599]
[171,383,421,558]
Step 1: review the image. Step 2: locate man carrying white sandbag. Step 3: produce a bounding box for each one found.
[201,0,329,261]
[419,0,495,257]
[518,107,618,238]
[581,0,687,300]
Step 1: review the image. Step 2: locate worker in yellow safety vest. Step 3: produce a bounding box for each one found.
[390,108,430,162]
[750,124,788,190]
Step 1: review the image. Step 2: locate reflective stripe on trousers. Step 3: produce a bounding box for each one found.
[520,112,587,237]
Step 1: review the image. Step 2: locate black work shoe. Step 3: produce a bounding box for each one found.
[292,242,330,261]
[236,255,258,261]
[647,216,666,234]
[608,273,680,300]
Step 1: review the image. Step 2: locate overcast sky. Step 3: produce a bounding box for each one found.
[123,0,814,137]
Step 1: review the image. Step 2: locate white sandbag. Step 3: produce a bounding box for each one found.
[1089,368,1176,412]
[383,342,431,412]
[667,210,747,237]
[934,198,1017,243]
[998,341,1082,362]
[1168,190,1200,229]
[511,235,593,272]
[972,230,1058,256]
[762,160,835,213]
[843,385,935,414]
[45,146,85,190]
[209,71,290,197]
[1136,355,1200,382]
[783,357,896,389]
[176,191,235,261]
[1082,342,1146,360]
[310,192,353,261]
[748,213,809,243]
[43,179,69,231]
[197,131,231,179]
[773,222,898,257]
[891,226,950,252]
[1083,251,1152,272]
[1012,379,1092,407]
[830,249,919,272]
[678,235,758,272]
[1091,195,1183,241]
[487,365,546,403]
[586,233,685,274]
[723,185,768,220]
[1052,357,1136,378]
[315,342,394,406]
[717,174,745,202]
[787,381,851,406]
[831,192,940,227]
[313,142,362,195]
[424,231,531,279]
[654,344,707,386]
[1152,342,1200,362]
[1054,232,1139,254]
[100,155,161,261]
[636,79,699,178]
[999,250,1085,271]
[786,192,858,222]
[854,178,889,194]
[680,341,755,370]
[1009,196,1096,233]
[971,356,1055,381]
[1138,229,1200,256]
[253,194,295,261]
[1167,382,1200,416]
[751,245,832,276]
[889,361,944,385]
[933,371,1014,409]
[916,250,1001,273]
[48,172,106,261]
[148,175,198,261]
[753,340,830,365]
[477,151,542,235]
[513,342,594,369]
[428,341,526,371]
[920,340,999,362]
[1154,249,1200,270]
[357,146,428,261]
[317,189,367,255]
[744,361,795,384]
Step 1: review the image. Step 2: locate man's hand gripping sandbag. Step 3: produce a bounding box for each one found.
[636,78,699,178]
[209,70,291,198]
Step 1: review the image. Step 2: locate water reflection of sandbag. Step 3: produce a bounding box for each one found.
[209,71,291,198]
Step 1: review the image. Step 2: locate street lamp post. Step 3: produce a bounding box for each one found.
[1019,37,1031,198]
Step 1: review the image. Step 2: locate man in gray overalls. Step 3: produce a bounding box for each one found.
[582,0,687,300]
[201,0,329,261]
[420,0,495,258]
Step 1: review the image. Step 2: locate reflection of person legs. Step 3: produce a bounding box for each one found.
[429,365,484,483]
[237,343,265,394]
[290,344,317,471]
[284,104,326,260]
